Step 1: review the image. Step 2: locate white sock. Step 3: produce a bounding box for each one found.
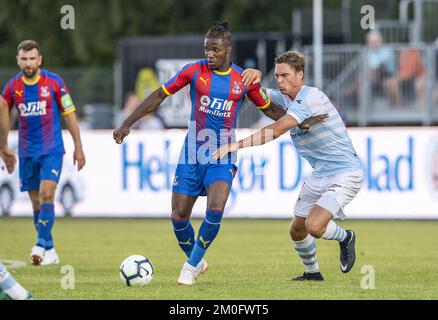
[0,264,29,300]
[293,234,320,273]
[322,220,347,242]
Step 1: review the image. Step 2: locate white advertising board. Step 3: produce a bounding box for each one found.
[3,128,438,219]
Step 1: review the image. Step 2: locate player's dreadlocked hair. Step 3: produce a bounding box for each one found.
[205,21,232,44]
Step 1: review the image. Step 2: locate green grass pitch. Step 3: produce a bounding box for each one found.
[1,217,437,300]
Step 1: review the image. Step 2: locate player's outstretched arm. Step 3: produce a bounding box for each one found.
[213,114,298,160]
[259,99,286,121]
[64,112,86,171]
[242,69,288,121]
[0,96,16,174]
[113,87,168,144]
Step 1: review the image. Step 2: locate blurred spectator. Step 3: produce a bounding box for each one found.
[345,30,401,106]
[395,47,425,107]
[115,92,164,129]
[366,30,401,105]
[244,58,257,69]
[135,68,159,101]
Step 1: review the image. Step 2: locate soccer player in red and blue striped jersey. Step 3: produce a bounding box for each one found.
[114,22,286,285]
[0,40,86,266]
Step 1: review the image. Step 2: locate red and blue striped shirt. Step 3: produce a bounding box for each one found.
[162,60,270,163]
[2,69,76,158]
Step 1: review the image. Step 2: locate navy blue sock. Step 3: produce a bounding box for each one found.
[171,218,195,258]
[36,204,55,250]
[188,209,223,267]
[33,210,40,232]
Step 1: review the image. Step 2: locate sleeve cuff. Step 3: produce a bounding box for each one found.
[161,85,172,96]
[256,98,271,110]
[62,107,76,116]
[287,111,304,124]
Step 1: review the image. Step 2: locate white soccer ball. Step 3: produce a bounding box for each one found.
[119,255,154,287]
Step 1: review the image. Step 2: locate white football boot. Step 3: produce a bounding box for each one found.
[177,262,197,285]
[30,246,45,266]
[41,248,60,265]
[194,258,208,280]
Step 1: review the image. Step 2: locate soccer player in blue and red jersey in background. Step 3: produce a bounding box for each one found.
[0,40,86,266]
[114,21,290,285]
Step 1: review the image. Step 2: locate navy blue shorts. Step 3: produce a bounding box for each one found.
[172,163,238,197]
[19,153,63,192]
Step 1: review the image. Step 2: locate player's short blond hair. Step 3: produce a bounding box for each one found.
[17,40,41,55]
[275,51,305,75]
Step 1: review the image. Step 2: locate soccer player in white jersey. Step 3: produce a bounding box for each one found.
[0,262,32,300]
[214,51,364,281]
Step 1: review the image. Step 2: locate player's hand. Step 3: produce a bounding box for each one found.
[0,147,17,174]
[242,68,262,87]
[113,125,130,144]
[298,113,329,130]
[213,142,240,160]
[73,147,86,171]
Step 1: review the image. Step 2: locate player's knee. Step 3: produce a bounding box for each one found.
[29,196,40,209]
[305,220,325,239]
[39,190,55,204]
[171,206,190,220]
[289,225,300,240]
[289,221,307,241]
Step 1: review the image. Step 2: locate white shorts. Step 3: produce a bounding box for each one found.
[294,170,364,220]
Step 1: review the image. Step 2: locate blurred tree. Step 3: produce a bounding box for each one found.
[0,0,398,66]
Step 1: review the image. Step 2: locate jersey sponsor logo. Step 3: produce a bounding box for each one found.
[199,95,234,118]
[40,86,50,98]
[290,129,310,139]
[198,106,232,118]
[17,101,47,117]
[210,97,233,111]
[232,81,242,95]
[15,90,23,97]
[199,77,209,86]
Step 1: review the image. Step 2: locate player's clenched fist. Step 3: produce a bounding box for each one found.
[0,147,17,174]
[113,125,131,144]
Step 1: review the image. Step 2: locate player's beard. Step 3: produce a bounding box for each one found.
[208,62,219,70]
[22,67,37,79]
